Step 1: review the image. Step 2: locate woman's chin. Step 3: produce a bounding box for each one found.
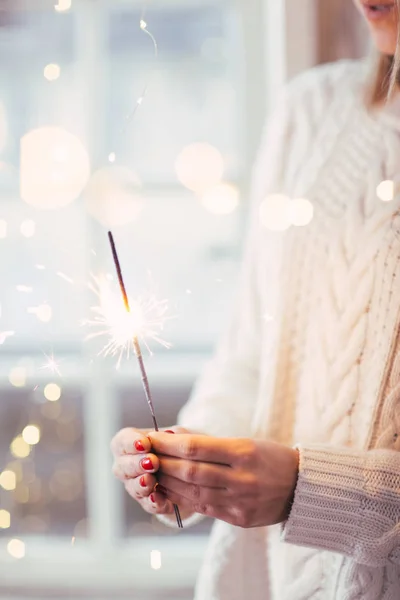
[371,30,398,55]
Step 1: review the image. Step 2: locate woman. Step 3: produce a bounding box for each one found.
[111,1,400,598]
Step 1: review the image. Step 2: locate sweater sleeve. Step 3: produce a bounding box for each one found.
[281,444,400,567]
[177,89,298,439]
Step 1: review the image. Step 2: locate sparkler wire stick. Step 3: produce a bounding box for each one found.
[107,231,183,528]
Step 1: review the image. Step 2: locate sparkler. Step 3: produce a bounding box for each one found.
[107,231,182,528]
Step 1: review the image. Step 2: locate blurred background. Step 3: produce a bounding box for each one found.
[0,0,366,598]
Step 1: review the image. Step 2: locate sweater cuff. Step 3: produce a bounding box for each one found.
[281,445,365,557]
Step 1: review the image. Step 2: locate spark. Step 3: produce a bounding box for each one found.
[84,274,172,369]
[40,352,62,377]
[16,285,33,293]
[56,271,74,285]
[35,264,46,270]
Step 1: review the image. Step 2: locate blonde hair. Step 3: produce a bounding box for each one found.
[369,1,400,105]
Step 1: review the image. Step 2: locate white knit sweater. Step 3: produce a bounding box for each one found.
[175,60,400,599]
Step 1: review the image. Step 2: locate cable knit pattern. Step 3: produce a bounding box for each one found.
[174,60,400,599]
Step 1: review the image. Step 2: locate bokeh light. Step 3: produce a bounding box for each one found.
[20,219,36,238]
[44,63,61,81]
[0,470,16,491]
[44,383,62,402]
[55,0,72,12]
[20,127,90,210]
[8,367,27,388]
[7,539,25,559]
[28,304,53,322]
[84,166,143,227]
[150,549,162,570]
[201,183,239,215]
[288,198,314,227]
[22,425,41,446]
[0,219,7,238]
[259,194,292,231]
[10,436,31,459]
[0,510,11,529]
[175,143,224,193]
[377,180,394,202]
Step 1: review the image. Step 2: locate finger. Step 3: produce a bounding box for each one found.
[159,457,232,487]
[124,473,157,500]
[149,432,237,465]
[158,473,230,505]
[110,428,151,457]
[146,491,174,515]
[158,486,226,521]
[112,453,159,481]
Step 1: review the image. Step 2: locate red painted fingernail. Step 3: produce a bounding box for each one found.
[141,457,154,471]
[134,440,146,452]
[139,476,146,488]
[150,493,155,503]
[165,430,175,434]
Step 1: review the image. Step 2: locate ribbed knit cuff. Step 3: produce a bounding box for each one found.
[281,445,365,557]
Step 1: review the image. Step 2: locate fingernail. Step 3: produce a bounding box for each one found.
[165,430,175,434]
[141,457,154,471]
[150,493,155,503]
[134,440,146,452]
[139,475,146,488]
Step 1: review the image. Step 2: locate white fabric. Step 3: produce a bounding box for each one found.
[175,60,400,599]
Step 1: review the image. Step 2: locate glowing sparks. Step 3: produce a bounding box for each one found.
[40,352,62,377]
[16,285,33,293]
[56,271,74,285]
[84,275,172,369]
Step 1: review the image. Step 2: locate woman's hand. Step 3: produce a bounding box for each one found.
[149,432,299,528]
[110,426,195,520]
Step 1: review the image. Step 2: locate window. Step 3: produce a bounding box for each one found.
[0,0,275,596]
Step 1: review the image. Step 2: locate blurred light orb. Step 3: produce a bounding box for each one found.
[20,127,90,210]
[85,166,143,227]
[22,425,41,446]
[10,436,31,459]
[44,63,61,81]
[7,539,25,559]
[9,367,27,388]
[0,470,16,491]
[288,198,314,227]
[150,550,162,570]
[20,219,36,238]
[55,0,71,12]
[201,183,239,215]
[44,383,62,402]
[35,304,53,323]
[0,219,7,238]
[175,143,224,193]
[259,194,292,231]
[108,152,116,163]
[377,179,394,202]
[0,510,11,529]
